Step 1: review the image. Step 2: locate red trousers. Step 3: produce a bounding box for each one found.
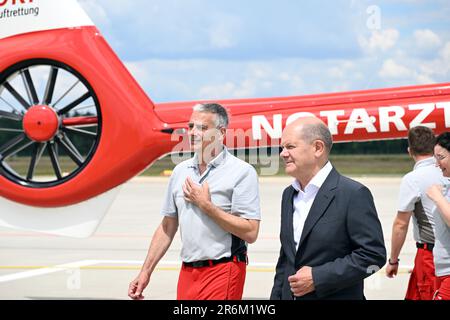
[433,275,450,300]
[405,248,437,300]
[177,261,246,300]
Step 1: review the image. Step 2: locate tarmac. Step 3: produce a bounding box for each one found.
[0,176,416,300]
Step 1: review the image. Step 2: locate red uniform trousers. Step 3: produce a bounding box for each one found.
[177,260,246,300]
[405,247,437,300]
[433,275,450,300]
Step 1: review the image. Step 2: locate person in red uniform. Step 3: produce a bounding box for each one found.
[386,126,442,300]
[128,103,261,300]
[426,132,450,300]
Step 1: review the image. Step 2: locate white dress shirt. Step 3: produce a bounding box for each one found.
[291,161,333,250]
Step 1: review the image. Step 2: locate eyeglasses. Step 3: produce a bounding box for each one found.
[435,154,448,161]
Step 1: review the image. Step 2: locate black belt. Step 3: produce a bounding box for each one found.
[183,253,247,268]
[416,242,434,251]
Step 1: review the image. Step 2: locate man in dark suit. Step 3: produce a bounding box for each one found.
[270,117,386,300]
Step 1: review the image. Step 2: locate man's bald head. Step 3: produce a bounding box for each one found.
[284,117,333,154]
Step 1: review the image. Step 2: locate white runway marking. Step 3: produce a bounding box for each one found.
[0,259,278,283]
[0,260,96,283]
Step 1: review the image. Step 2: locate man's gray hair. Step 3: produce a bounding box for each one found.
[193,103,229,128]
[300,122,333,154]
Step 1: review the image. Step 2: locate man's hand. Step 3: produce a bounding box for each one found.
[128,272,150,300]
[386,262,399,278]
[288,266,315,297]
[182,177,211,209]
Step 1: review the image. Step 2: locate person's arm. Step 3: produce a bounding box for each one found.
[128,216,178,300]
[311,185,387,298]
[270,246,287,300]
[270,187,291,300]
[386,211,412,278]
[182,177,260,243]
[427,184,450,227]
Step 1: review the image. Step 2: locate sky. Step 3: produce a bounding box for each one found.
[78,0,450,103]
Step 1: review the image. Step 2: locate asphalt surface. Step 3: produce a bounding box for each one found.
[0,176,415,300]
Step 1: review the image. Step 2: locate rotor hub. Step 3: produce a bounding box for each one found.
[23,105,59,142]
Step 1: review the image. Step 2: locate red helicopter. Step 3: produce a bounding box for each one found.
[1,0,450,237]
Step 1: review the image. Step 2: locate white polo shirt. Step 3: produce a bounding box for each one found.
[397,157,444,244]
[433,182,450,276]
[161,147,261,262]
[291,161,333,250]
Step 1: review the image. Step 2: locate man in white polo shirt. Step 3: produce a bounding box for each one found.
[128,103,261,300]
[386,126,444,300]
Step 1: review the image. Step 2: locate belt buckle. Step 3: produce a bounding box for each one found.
[417,242,434,251]
[195,261,208,268]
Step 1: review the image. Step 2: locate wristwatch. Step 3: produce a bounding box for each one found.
[388,258,399,265]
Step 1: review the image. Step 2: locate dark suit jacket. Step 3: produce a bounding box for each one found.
[270,167,386,300]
